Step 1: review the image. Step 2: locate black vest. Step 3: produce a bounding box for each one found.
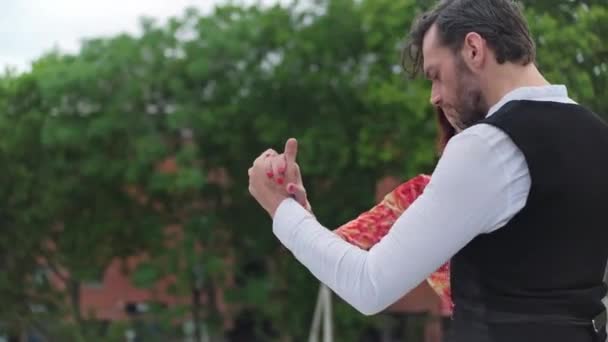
[449,101,608,342]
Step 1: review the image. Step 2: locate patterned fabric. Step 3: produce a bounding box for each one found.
[333,174,453,315]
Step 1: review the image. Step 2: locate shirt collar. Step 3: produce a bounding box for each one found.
[486,85,573,118]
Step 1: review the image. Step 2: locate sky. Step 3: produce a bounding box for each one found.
[0,0,283,72]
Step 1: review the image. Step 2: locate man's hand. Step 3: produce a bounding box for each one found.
[264,138,311,211]
[248,148,290,217]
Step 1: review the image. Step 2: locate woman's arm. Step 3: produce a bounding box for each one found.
[270,153,452,312]
[333,175,430,250]
[332,175,452,311]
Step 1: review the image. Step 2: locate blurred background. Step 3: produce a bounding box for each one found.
[0,0,606,341]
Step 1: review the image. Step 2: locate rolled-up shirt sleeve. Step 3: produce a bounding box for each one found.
[272,129,529,315]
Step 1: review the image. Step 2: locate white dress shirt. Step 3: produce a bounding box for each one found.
[272,85,577,315]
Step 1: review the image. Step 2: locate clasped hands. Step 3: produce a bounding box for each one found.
[248,138,311,217]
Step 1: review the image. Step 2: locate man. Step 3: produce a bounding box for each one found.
[248,0,608,341]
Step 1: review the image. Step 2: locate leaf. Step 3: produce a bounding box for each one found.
[131,262,162,289]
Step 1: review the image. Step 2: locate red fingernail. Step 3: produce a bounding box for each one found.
[266,172,273,178]
[277,178,284,185]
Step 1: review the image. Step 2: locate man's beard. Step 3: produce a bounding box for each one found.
[452,57,489,130]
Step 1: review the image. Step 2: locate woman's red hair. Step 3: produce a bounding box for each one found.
[436,108,456,153]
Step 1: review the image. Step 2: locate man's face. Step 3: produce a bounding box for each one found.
[422,25,489,131]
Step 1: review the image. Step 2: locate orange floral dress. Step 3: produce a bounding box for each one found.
[333,174,453,315]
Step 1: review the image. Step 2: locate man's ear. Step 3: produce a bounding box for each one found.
[462,32,486,71]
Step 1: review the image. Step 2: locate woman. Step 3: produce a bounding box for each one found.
[266,107,458,316]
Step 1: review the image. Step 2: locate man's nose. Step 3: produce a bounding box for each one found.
[430,83,441,106]
[430,92,441,107]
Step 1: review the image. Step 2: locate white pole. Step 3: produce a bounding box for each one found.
[308,284,325,342]
[322,285,333,342]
